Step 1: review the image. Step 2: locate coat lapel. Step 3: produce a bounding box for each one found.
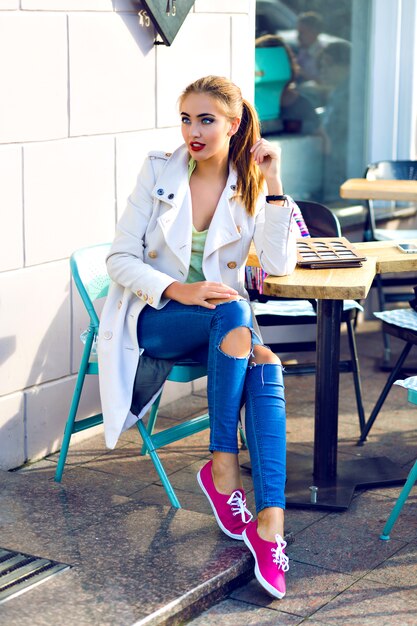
[152,146,192,270]
[204,168,242,258]
[150,148,243,278]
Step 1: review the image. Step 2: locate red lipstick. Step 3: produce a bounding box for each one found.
[190,142,205,152]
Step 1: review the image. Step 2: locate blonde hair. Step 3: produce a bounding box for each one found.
[179,75,264,216]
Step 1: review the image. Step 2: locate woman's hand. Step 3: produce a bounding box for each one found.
[250,138,283,190]
[163,281,238,309]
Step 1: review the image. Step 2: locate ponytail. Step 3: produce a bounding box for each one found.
[179,76,264,216]
[229,99,264,216]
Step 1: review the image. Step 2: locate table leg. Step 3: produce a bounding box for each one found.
[314,299,342,480]
[283,298,407,510]
[242,297,407,510]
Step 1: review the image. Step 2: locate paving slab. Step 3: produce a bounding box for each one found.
[231,562,357,618]
[0,470,253,626]
[305,577,417,626]
[186,598,303,625]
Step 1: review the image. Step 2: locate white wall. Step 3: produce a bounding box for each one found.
[0,1,255,469]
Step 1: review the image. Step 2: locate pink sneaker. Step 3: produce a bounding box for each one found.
[242,520,289,599]
[197,460,253,540]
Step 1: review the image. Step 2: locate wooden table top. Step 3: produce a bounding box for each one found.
[247,239,417,300]
[247,240,417,274]
[355,239,417,273]
[263,258,377,300]
[340,178,417,201]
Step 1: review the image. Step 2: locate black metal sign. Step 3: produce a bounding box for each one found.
[142,0,195,46]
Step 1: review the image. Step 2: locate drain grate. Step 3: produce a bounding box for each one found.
[0,547,71,605]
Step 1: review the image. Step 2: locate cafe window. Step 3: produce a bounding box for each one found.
[255,0,371,205]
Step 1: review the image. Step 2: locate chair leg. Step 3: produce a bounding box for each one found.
[345,316,366,432]
[136,418,182,509]
[358,341,413,445]
[380,460,417,540]
[239,424,247,450]
[55,339,93,482]
[141,393,162,456]
[375,275,391,364]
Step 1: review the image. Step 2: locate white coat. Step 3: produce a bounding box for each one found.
[98,144,300,449]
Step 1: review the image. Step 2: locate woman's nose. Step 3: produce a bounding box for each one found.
[190,123,201,137]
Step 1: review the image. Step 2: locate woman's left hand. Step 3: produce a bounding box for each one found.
[250,138,282,182]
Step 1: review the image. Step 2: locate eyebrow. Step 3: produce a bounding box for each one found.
[180,112,216,118]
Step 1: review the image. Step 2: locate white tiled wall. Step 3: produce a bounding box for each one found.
[0,145,23,272]
[194,0,250,13]
[0,261,71,396]
[0,0,19,8]
[69,13,156,136]
[0,12,68,143]
[0,393,25,470]
[23,136,116,265]
[0,2,255,469]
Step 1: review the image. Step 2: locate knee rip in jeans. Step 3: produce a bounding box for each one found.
[218,326,252,359]
[249,345,282,368]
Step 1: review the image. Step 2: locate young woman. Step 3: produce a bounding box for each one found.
[98,75,303,599]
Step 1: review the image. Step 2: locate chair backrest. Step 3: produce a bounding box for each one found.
[364,160,417,240]
[296,200,342,238]
[255,47,292,122]
[70,243,112,328]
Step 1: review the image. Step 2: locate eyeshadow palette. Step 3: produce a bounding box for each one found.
[297,237,367,269]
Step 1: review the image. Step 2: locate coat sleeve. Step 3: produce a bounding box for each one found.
[252,194,301,276]
[106,156,177,309]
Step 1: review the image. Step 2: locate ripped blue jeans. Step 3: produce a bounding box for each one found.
[137,299,286,512]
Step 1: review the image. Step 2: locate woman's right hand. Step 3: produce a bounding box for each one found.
[163,281,238,309]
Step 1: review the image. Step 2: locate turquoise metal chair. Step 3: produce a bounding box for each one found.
[380,385,417,540]
[54,243,214,509]
[255,46,292,124]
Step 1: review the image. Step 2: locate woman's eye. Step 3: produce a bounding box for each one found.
[202,118,214,125]
[181,117,191,124]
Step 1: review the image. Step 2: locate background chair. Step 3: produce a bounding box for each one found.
[249,200,366,431]
[255,46,292,133]
[55,243,211,509]
[380,379,417,541]
[363,160,417,364]
[358,308,417,444]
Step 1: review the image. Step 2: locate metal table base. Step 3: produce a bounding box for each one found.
[284,451,407,510]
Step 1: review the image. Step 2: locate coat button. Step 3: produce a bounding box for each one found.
[103,331,113,340]
[148,250,158,259]
[236,225,242,233]
[117,300,122,309]
[143,293,148,301]
[157,188,164,196]
[168,193,174,200]
[230,184,236,191]
[136,289,143,297]
[165,152,172,157]
[148,296,154,304]
[227,261,237,269]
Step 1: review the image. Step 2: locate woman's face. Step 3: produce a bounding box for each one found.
[180,92,239,162]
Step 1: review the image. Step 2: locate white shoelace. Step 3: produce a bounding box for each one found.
[271,535,289,572]
[227,490,253,523]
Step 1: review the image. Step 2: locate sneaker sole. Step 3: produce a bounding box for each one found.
[242,529,286,600]
[197,468,244,541]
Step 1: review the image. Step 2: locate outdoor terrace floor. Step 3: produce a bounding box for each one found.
[1,319,417,625]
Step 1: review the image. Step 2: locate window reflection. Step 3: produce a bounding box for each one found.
[255,0,368,204]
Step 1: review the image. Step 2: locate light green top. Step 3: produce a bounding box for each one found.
[186,158,208,283]
[185,225,207,283]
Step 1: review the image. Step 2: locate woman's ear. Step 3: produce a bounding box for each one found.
[228,117,241,137]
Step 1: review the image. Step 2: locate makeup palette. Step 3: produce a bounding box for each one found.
[297,237,367,269]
